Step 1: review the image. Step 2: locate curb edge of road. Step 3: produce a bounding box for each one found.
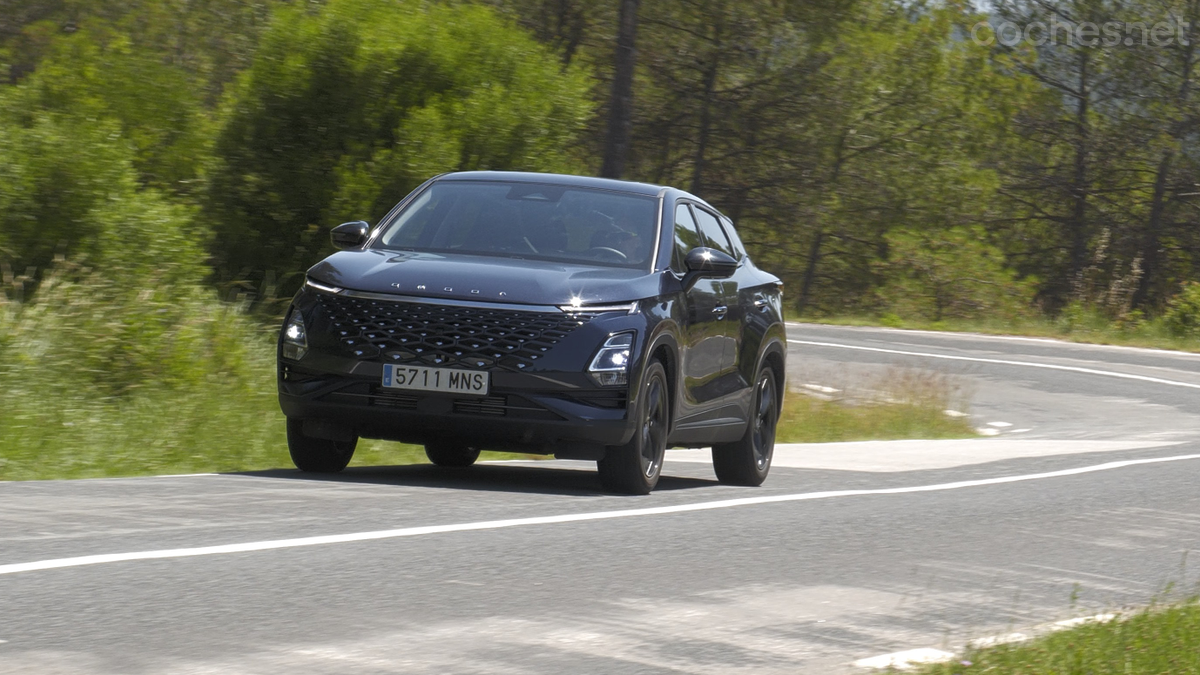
[852,613,1119,671]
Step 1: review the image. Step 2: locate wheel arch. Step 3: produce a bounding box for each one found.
[644,328,681,431]
[758,339,787,415]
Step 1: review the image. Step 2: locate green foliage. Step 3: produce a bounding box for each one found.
[0,111,207,286]
[0,18,213,280]
[876,227,1034,322]
[204,0,594,289]
[1,261,236,395]
[1163,283,1200,339]
[919,600,1200,675]
[1,18,213,192]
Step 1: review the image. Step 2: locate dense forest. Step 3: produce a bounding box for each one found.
[2,0,1199,322]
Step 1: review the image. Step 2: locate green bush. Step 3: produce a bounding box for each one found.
[1163,282,1200,338]
[875,226,1034,322]
[204,0,594,290]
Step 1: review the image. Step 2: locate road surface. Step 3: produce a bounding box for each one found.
[2,323,1199,673]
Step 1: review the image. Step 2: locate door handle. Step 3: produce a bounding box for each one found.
[712,305,728,318]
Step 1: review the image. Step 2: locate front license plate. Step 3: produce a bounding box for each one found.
[381,364,489,396]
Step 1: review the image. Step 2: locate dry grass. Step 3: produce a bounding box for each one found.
[777,366,977,443]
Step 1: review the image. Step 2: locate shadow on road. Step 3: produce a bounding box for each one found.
[237,462,718,497]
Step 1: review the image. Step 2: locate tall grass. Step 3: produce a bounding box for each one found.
[919,600,1200,674]
[0,264,434,480]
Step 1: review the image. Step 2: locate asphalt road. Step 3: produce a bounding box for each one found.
[3,323,1200,674]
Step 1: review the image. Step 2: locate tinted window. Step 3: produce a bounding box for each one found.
[693,207,734,257]
[374,181,659,269]
[719,215,747,259]
[671,204,703,273]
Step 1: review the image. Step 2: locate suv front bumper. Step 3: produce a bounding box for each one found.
[279,358,637,456]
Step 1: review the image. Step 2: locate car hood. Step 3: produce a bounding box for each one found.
[308,250,660,306]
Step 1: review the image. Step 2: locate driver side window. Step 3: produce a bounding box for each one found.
[671,203,702,274]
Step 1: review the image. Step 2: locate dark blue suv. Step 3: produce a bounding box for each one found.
[278,172,786,494]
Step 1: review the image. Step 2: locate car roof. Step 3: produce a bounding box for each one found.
[435,171,668,198]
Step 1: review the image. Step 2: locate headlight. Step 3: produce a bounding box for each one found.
[281,308,308,360]
[588,332,633,386]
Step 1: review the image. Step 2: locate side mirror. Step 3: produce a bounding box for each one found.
[331,221,370,250]
[683,247,738,289]
[686,247,738,275]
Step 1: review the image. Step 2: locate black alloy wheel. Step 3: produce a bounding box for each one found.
[425,441,481,467]
[712,365,778,486]
[598,360,670,495]
[286,418,358,473]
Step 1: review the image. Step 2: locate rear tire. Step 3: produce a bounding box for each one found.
[712,365,778,486]
[598,361,670,495]
[424,441,481,467]
[286,418,357,473]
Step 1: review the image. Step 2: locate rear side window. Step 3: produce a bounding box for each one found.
[671,204,703,273]
[693,207,734,257]
[719,215,747,259]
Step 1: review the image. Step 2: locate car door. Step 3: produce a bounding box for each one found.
[670,203,729,413]
[690,205,744,398]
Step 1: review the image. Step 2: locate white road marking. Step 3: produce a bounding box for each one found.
[670,440,1181,473]
[785,322,1200,359]
[788,339,1200,390]
[988,421,1013,428]
[977,428,1001,436]
[854,647,954,669]
[1,453,1198,577]
[943,409,968,418]
[968,632,1030,648]
[1053,613,1116,628]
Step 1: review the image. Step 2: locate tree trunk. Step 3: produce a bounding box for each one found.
[1132,151,1174,310]
[690,46,721,194]
[599,0,641,179]
[1068,51,1091,285]
[796,230,824,315]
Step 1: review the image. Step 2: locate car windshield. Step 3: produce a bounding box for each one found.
[373,181,659,269]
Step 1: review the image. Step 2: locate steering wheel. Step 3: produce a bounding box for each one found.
[586,246,628,262]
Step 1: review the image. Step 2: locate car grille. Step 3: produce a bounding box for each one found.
[314,294,600,370]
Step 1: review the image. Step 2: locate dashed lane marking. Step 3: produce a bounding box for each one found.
[1,453,1199,577]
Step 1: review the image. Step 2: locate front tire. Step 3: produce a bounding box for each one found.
[598,361,670,495]
[425,441,481,467]
[712,365,778,486]
[286,418,357,473]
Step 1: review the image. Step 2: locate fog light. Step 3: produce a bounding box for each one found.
[588,332,633,386]
[282,308,308,360]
